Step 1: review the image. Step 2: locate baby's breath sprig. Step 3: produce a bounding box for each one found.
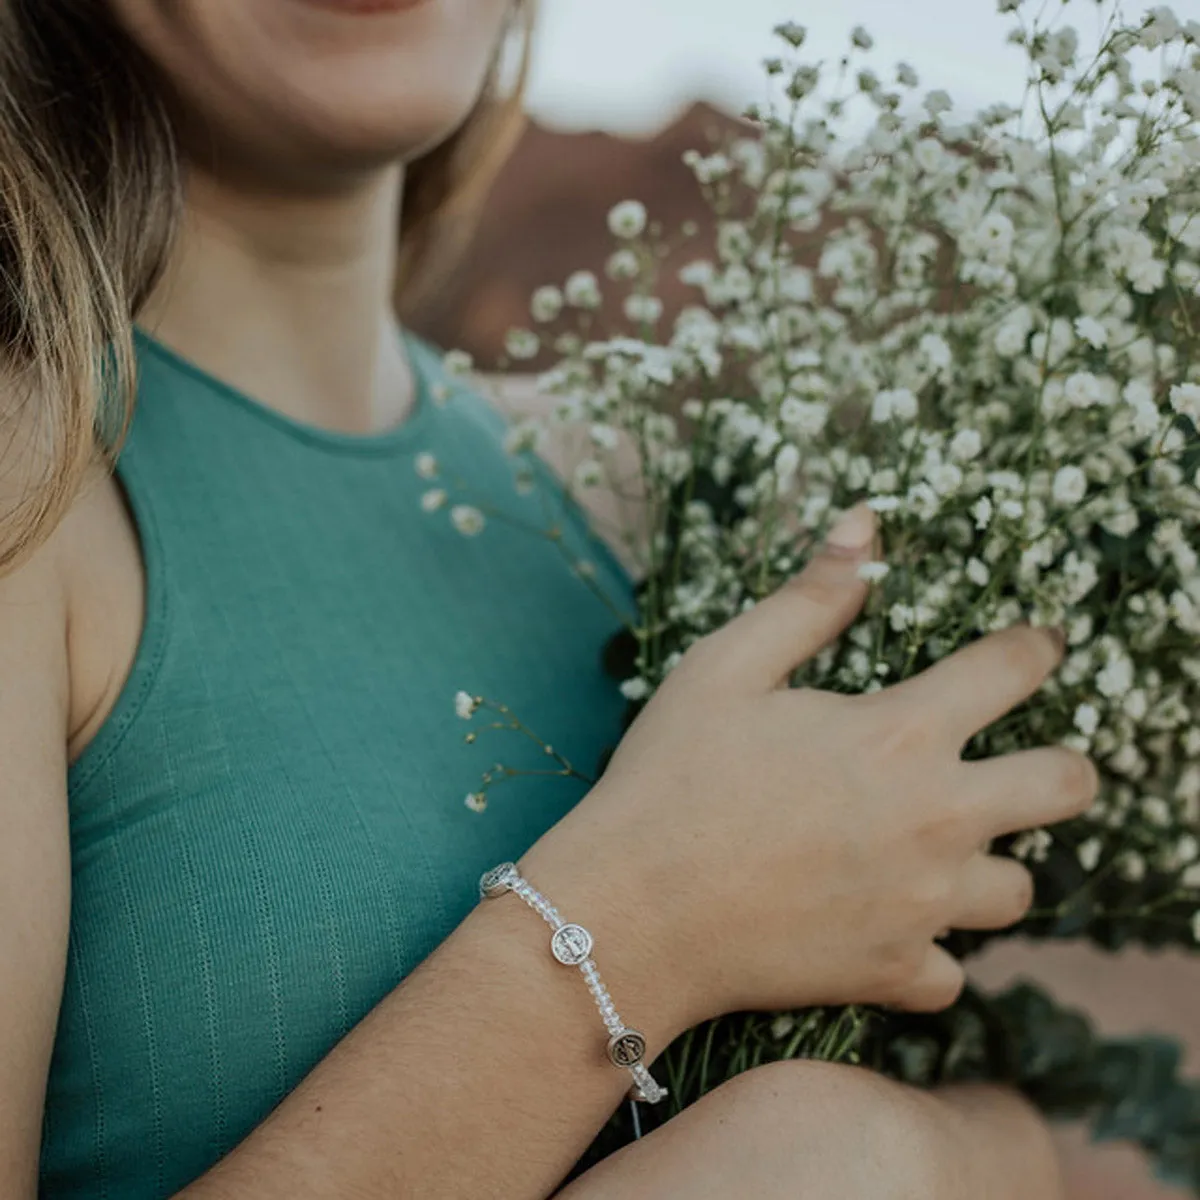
[453,691,594,814]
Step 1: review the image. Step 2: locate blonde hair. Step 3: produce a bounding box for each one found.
[0,0,535,574]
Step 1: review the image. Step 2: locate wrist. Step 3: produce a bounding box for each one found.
[517,799,693,1058]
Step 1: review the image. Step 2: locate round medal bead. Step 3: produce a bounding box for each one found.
[606,1029,648,1068]
[550,923,594,965]
[479,863,520,899]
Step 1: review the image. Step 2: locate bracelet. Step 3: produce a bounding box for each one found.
[479,862,668,1105]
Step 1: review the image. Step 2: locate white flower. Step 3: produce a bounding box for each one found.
[994,310,1032,356]
[454,691,479,720]
[1129,256,1167,293]
[1064,371,1104,408]
[608,200,648,239]
[857,561,891,583]
[1143,6,1182,47]
[924,89,952,115]
[1193,912,1200,944]
[1117,851,1147,882]
[914,138,943,173]
[1169,382,1200,421]
[1076,837,1103,871]
[774,443,801,487]
[450,505,486,537]
[589,423,620,451]
[976,212,1015,263]
[464,792,487,813]
[966,558,991,587]
[1067,615,1093,646]
[1124,380,1160,438]
[442,349,473,377]
[774,20,806,47]
[780,397,830,436]
[679,259,715,288]
[1051,465,1088,506]
[1012,828,1053,862]
[770,1014,796,1039]
[1062,552,1098,601]
[415,452,438,480]
[505,329,540,360]
[919,333,953,369]
[871,387,919,423]
[530,285,564,323]
[1142,795,1172,826]
[420,488,447,513]
[868,494,902,513]
[949,429,982,461]
[927,462,963,496]
[1074,315,1108,348]
[1074,703,1100,737]
[565,270,602,309]
[606,248,640,281]
[1097,654,1134,698]
[972,497,993,529]
[624,294,664,324]
[620,677,650,701]
[1184,862,1200,888]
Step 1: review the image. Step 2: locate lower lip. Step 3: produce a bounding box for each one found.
[296,0,432,14]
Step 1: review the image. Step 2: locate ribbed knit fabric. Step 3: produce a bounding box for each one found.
[38,328,632,1198]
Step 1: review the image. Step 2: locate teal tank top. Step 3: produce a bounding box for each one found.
[39,329,632,1198]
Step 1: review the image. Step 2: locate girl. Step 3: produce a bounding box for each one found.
[0,1,1093,1195]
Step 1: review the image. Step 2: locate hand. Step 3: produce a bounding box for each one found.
[524,503,1098,1038]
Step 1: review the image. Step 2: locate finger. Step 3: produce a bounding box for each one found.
[967,746,1099,839]
[882,624,1065,748]
[890,944,965,1013]
[949,854,1034,931]
[697,503,877,691]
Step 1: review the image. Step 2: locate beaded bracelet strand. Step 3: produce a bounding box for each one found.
[479,861,668,1105]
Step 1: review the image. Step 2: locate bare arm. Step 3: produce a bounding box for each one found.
[558,1062,1064,1200]
[0,525,72,1200]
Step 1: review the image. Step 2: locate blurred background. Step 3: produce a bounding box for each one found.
[410,0,1122,360]
[409,6,1200,1196]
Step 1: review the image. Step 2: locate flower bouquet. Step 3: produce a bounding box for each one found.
[433,2,1200,1189]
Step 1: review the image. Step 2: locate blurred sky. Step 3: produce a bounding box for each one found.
[525,0,1146,133]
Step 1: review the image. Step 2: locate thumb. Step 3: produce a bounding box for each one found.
[702,503,878,692]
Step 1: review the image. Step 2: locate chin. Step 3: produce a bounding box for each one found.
[109,0,514,181]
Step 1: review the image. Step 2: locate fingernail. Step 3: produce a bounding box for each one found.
[825,503,875,554]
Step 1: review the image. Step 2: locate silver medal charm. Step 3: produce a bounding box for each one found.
[479,862,519,899]
[550,922,593,965]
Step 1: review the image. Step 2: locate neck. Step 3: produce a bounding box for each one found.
[138,164,415,435]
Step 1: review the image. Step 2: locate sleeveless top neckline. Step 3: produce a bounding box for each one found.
[131,325,439,458]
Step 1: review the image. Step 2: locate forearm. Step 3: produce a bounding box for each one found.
[175,834,675,1200]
